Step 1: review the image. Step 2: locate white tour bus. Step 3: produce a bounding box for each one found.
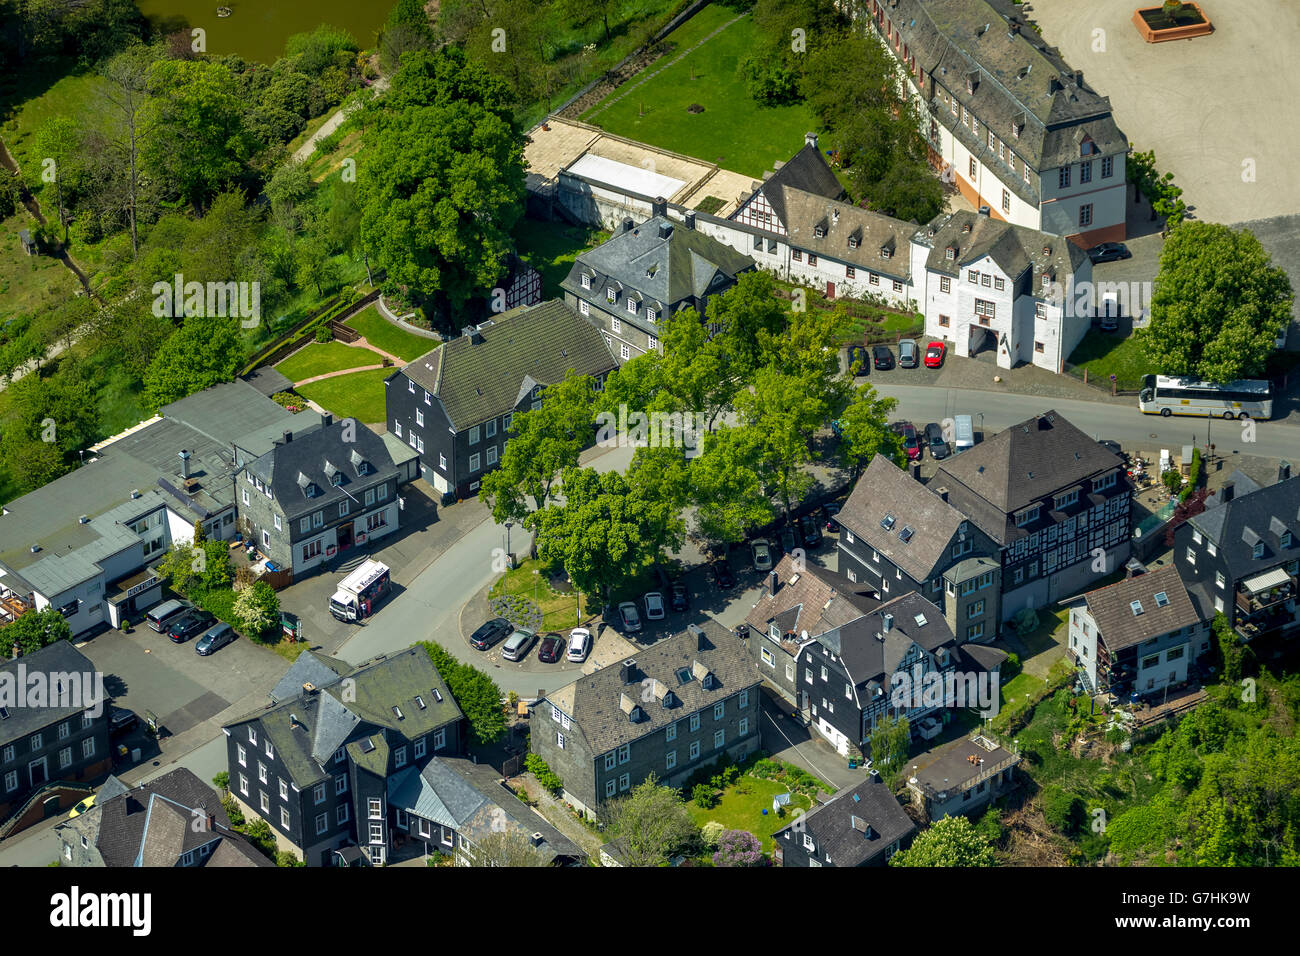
[1138,375,1273,420]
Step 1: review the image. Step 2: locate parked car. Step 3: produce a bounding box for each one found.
[1087,241,1131,264]
[618,601,643,633]
[924,341,947,368]
[847,345,869,375]
[1099,291,1122,332]
[669,581,689,612]
[872,345,895,370]
[109,706,138,737]
[469,616,513,651]
[710,559,736,590]
[644,592,666,620]
[501,629,537,662]
[195,622,236,656]
[537,633,564,663]
[750,538,774,572]
[778,524,799,557]
[798,513,823,549]
[567,628,592,663]
[898,338,919,368]
[822,502,841,532]
[953,414,976,453]
[924,422,949,460]
[893,421,921,461]
[167,610,214,644]
[146,599,192,633]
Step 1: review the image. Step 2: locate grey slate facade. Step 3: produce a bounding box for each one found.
[774,776,915,867]
[533,621,761,819]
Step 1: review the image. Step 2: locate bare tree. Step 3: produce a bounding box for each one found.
[456,830,550,867]
[605,775,699,867]
[98,43,157,258]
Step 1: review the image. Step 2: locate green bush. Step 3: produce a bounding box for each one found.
[701,820,726,848]
[1040,786,1086,836]
[524,753,563,795]
[1179,448,1202,503]
[1002,652,1021,680]
[315,326,333,343]
[222,795,245,826]
[692,784,719,809]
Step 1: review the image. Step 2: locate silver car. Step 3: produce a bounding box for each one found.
[898,338,919,368]
[500,629,537,662]
[750,538,774,572]
[195,622,236,656]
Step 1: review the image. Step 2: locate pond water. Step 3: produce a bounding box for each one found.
[134,0,391,64]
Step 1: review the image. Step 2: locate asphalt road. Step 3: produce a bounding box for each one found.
[875,383,1300,462]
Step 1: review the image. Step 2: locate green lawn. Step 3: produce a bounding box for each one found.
[514,218,609,300]
[275,341,381,382]
[489,557,596,630]
[344,305,436,363]
[1067,330,1151,390]
[0,214,82,320]
[295,368,391,424]
[580,8,821,178]
[687,776,815,855]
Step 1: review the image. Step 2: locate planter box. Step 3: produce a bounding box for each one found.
[1133,3,1213,42]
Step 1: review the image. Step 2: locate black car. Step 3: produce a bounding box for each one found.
[109,706,138,737]
[872,345,895,370]
[798,513,823,549]
[778,524,799,557]
[925,422,950,460]
[469,616,513,651]
[847,345,869,376]
[537,633,565,663]
[711,559,736,590]
[822,502,841,532]
[167,610,215,644]
[669,580,690,612]
[1087,241,1131,264]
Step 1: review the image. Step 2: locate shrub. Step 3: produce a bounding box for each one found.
[1041,786,1086,836]
[275,850,305,867]
[524,753,563,795]
[701,820,726,849]
[692,784,718,809]
[713,829,763,867]
[212,771,230,792]
[751,758,779,779]
[1002,652,1021,680]
[222,795,245,826]
[315,326,333,343]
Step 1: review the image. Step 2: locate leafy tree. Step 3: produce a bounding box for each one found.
[143,316,245,411]
[34,116,83,244]
[457,829,550,867]
[1040,786,1085,836]
[377,0,438,73]
[605,776,700,867]
[358,48,525,321]
[479,371,597,524]
[275,850,306,867]
[233,580,280,637]
[713,829,763,866]
[890,815,997,867]
[192,519,207,545]
[689,425,775,547]
[1211,612,1250,683]
[868,713,911,791]
[97,42,158,256]
[157,545,200,595]
[421,642,507,745]
[1140,222,1293,382]
[707,271,788,387]
[836,382,902,479]
[4,608,72,656]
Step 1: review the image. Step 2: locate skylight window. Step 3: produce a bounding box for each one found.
[1130,600,1144,616]
[914,613,928,627]
[899,526,914,543]
[1154,592,1169,608]
[392,706,404,720]
[881,513,897,531]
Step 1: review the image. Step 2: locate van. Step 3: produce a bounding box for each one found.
[146,599,191,632]
[953,414,975,453]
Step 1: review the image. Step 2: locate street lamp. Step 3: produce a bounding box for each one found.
[505,520,514,564]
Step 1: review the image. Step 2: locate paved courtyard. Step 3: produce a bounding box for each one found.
[1029,0,1300,226]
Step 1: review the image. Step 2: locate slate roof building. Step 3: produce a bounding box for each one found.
[860,0,1129,246]
[388,755,584,865]
[931,410,1132,617]
[0,641,111,829]
[561,205,756,363]
[234,413,400,578]
[532,621,760,819]
[1068,564,1208,696]
[907,733,1020,821]
[1173,468,1300,643]
[387,300,617,500]
[774,776,916,867]
[0,381,319,635]
[222,647,464,866]
[55,768,270,867]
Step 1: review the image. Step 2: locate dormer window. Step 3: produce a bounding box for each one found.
[580,274,591,290]
[646,307,658,322]
[607,287,617,303]
[1253,542,1265,559]
[945,246,956,260]
[880,246,892,260]
[848,235,859,249]
[1015,505,1041,527]
[1283,531,1294,549]
[814,224,826,239]
[627,298,637,314]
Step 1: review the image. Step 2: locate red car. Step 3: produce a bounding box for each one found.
[924,341,946,368]
[892,421,922,461]
[537,633,565,663]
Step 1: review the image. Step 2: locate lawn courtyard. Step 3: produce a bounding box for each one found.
[274,341,382,382]
[294,367,391,424]
[345,305,437,363]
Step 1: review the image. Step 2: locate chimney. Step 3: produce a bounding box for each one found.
[657,222,673,240]
[684,211,696,230]
[322,412,333,427]
[1280,461,1292,483]
[283,430,292,444]
[936,486,949,502]
[689,622,708,651]
[1220,482,1234,503]
[179,449,191,479]
[206,811,216,832]
[805,132,818,149]
[1075,69,1084,88]
[622,218,635,234]
[910,461,922,481]
[530,832,544,848]
[651,196,667,218]
[1010,20,1021,35]
[882,613,894,633]
[619,660,638,685]
[767,569,779,597]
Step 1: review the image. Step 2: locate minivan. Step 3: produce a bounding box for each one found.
[953,414,975,453]
[147,599,191,632]
[500,629,537,662]
[195,622,236,656]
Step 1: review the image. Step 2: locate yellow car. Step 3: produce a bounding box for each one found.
[67,794,97,819]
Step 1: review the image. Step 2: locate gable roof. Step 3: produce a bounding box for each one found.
[564,216,755,311]
[758,141,845,224]
[827,592,956,693]
[0,641,100,744]
[779,188,916,278]
[545,620,757,755]
[775,776,916,866]
[916,209,1087,282]
[270,650,354,704]
[1081,565,1203,652]
[1189,473,1300,580]
[400,300,617,430]
[931,410,1125,543]
[745,556,879,644]
[839,455,971,581]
